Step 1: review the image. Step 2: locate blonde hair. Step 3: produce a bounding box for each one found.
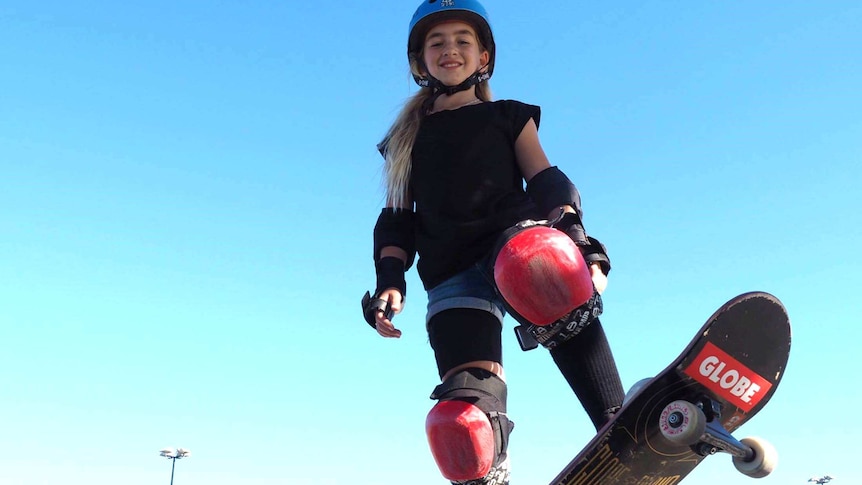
[380,56,493,208]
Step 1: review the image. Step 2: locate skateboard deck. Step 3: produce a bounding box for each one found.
[550,291,791,485]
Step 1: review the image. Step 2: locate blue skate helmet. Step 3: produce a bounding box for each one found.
[407,0,496,92]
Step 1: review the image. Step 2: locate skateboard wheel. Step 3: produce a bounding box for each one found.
[733,436,777,478]
[659,400,706,445]
[623,378,652,405]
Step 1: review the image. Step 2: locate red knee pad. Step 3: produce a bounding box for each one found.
[426,400,495,482]
[493,225,593,326]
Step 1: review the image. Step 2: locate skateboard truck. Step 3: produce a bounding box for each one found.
[659,395,778,478]
[689,396,748,458]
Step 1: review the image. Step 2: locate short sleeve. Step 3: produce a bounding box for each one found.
[506,100,541,136]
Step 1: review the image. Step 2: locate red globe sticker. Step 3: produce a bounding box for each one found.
[683,342,772,412]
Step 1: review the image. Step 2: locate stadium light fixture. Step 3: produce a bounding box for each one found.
[159,447,191,485]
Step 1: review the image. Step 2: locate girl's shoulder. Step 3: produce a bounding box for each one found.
[488,99,542,129]
[490,99,540,109]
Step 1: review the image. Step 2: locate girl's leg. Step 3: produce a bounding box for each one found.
[427,308,511,485]
[549,317,625,430]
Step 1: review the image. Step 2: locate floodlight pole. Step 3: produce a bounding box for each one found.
[169,456,176,485]
[159,448,190,485]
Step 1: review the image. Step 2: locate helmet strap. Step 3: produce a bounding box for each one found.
[417,64,491,114]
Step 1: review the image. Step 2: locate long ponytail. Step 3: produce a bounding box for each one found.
[379,86,432,208]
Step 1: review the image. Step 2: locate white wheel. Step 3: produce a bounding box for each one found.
[733,436,778,478]
[659,400,706,445]
[623,378,652,405]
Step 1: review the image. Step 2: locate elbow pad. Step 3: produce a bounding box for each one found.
[526,166,583,217]
[373,208,417,270]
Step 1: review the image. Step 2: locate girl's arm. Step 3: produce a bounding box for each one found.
[514,118,608,293]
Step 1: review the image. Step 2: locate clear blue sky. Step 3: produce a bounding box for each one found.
[1,2,860,484]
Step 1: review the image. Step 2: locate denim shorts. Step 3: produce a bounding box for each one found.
[426,258,507,326]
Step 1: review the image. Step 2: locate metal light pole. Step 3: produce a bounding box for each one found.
[159,447,191,485]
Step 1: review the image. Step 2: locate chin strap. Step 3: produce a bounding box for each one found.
[418,68,491,114]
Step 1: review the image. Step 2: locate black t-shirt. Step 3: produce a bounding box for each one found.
[410,99,544,289]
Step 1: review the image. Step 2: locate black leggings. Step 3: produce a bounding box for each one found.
[427,307,624,430]
[427,308,503,379]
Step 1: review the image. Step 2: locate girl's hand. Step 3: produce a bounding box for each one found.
[375,288,404,338]
[590,263,608,295]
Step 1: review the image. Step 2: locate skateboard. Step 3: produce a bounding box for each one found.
[550,291,791,485]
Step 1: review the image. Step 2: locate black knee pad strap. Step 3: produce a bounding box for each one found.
[516,290,603,351]
[534,290,603,350]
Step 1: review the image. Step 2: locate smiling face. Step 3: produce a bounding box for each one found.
[421,21,490,87]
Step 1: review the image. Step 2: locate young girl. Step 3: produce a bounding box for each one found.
[361,1,625,483]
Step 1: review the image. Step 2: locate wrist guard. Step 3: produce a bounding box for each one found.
[553,211,588,246]
[361,292,391,329]
[552,212,611,275]
[360,257,406,329]
[375,257,406,297]
[581,236,611,275]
